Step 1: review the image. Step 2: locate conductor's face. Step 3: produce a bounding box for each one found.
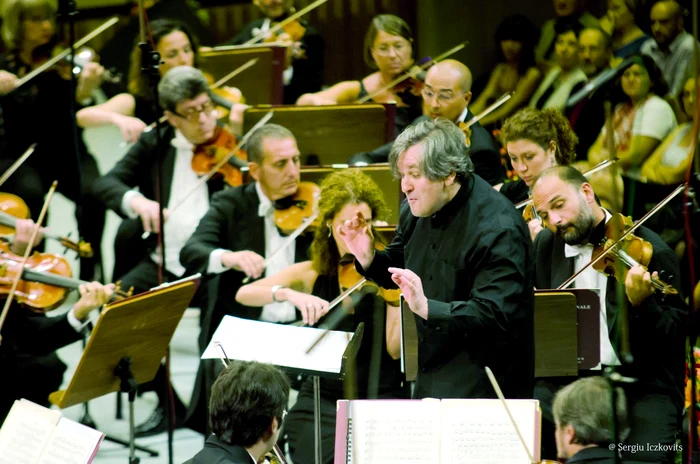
[398,143,457,217]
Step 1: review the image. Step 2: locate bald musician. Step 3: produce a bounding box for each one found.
[349,59,505,186]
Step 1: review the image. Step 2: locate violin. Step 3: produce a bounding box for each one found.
[192,126,249,187]
[0,241,130,313]
[203,72,246,121]
[337,242,401,306]
[263,19,306,43]
[53,46,121,83]
[273,182,321,235]
[591,213,678,295]
[0,192,93,258]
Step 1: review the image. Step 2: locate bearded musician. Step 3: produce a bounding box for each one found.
[531,165,686,464]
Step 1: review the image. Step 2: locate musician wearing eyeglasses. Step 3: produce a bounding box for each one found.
[91,65,239,435]
[530,165,686,463]
[349,59,505,187]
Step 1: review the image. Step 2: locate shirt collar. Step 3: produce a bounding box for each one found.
[650,30,689,53]
[430,175,473,224]
[456,107,469,123]
[171,129,194,151]
[256,182,274,217]
[563,209,612,258]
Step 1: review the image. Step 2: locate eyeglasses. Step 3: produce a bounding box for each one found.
[421,87,459,105]
[174,100,216,122]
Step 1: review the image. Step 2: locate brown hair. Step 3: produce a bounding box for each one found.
[501,107,578,166]
[363,14,413,69]
[127,19,199,100]
[311,169,389,276]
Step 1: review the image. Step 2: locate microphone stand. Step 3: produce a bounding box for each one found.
[136,2,173,463]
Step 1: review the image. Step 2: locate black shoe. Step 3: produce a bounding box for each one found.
[134,404,185,438]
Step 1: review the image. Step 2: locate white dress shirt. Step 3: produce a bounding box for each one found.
[207,182,297,323]
[121,130,210,277]
[564,210,621,368]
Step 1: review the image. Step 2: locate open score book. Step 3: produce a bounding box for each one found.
[0,399,104,464]
[335,398,541,464]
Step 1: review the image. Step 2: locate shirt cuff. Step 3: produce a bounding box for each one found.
[121,190,144,219]
[208,248,230,274]
[67,308,90,332]
[426,298,452,330]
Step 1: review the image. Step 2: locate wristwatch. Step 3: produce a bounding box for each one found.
[271,285,286,302]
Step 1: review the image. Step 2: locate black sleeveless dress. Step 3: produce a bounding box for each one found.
[285,273,408,464]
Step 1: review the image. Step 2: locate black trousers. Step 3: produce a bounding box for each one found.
[0,155,105,282]
[536,378,681,463]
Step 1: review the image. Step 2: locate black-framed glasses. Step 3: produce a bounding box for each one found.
[174,100,216,122]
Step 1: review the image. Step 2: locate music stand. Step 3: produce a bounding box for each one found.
[533,292,578,377]
[202,315,364,464]
[49,277,199,464]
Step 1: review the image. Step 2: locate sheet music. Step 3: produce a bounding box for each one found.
[439,399,539,464]
[37,419,104,464]
[202,316,352,373]
[349,400,441,464]
[0,400,60,464]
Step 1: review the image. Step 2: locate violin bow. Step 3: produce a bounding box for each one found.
[484,366,537,464]
[0,144,37,189]
[241,212,318,284]
[170,111,274,214]
[243,0,329,46]
[557,183,686,291]
[514,158,620,210]
[0,211,93,258]
[356,41,469,105]
[14,17,119,89]
[0,181,57,344]
[464,92,513,127]
[135,58,259,140]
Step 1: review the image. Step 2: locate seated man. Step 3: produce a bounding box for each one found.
[0,218,114,422]
[222,0,325,104]
[185,360,289,464]
[532,165,686,463]
[553,376,629,463]
[349,59,505,186]
[92,65,243,435]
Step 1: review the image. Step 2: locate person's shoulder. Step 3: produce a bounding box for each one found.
[643,95,674,114]
[579,11,599,28]
[636,224,674,256]
[470,176,524,221]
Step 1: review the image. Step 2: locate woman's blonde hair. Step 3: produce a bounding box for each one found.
[310,169,389,276]
[1,0,55,52]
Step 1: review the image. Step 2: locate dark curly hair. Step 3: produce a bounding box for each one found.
[501,107,578,166]
[311,169,390,276]
[209,361,289,447]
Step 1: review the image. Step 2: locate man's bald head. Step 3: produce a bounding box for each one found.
[422,59,473,122]
[427,59,473,93]
[650,0,684,46]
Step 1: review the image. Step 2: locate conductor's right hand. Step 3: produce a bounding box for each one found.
[130,195,168,234]
[0,71,17,95]
[337,211,375,270]
[222,250,265,279]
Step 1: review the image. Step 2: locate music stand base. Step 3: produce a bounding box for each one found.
[313,375,321,464]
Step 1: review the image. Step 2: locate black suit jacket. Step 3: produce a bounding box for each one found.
[566,447,617,463]
[533,226,687,407]
[180,183,313,345]
[348,110,505,186]
[91,126,227,278]
[225,18,325,104]
[184,435,256,464]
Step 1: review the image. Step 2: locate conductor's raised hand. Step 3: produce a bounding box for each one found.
[388,267,428,320]
[337,212,375,270]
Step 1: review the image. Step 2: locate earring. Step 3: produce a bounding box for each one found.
[327,224,332,238]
